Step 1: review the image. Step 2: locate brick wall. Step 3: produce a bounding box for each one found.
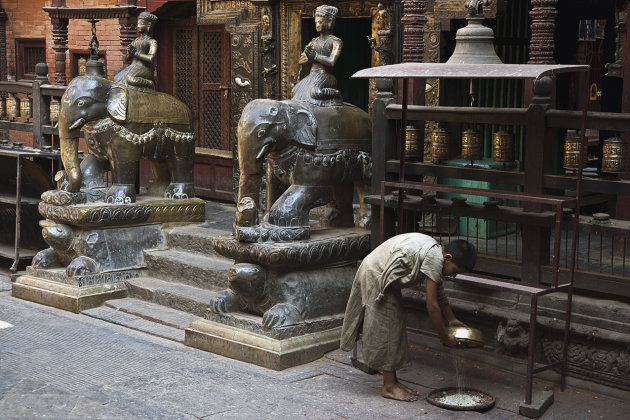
[3,0,130,83]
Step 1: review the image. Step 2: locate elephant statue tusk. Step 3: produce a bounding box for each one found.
[235,77,251,87]
[256,143,271,160]
[69,117,86,130]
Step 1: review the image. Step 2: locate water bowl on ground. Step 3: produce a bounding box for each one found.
[427,387,495,411]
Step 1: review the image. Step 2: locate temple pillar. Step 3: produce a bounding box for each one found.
[401,0,427,63]
[528,0,558,64]
[51,17,69,85]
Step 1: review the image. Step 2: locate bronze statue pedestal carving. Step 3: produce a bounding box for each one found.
[185,228,370,370]
[13,195,205,312]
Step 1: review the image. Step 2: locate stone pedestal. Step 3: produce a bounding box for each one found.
[13,267,135,313]
[186,228,370,370]
[13,197,205,312]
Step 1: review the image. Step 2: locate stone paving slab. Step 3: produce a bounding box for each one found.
[2,273,630,419]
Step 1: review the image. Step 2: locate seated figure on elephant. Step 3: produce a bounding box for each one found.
[292,5,343,107]
[114,12,158,90]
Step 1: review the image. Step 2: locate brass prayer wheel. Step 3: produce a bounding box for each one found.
[431,127,451,162]
[6,94,19,118]
[404,126,420,158]
[20,96,32,120]
[0,97,5,117]
[492,130,515,163]
[602,136,627,173]
[49,98,60,123]
[563,133,588,170]
[461,128,483,161]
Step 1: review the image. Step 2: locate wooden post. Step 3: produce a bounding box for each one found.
[32,63,51,149]
[520,77,555,284]
[0,8,7,81]
[400,0,427,107]
[371,79,397,248]
[617,1,630,220]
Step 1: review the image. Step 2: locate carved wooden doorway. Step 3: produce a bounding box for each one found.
[172,24,233,201]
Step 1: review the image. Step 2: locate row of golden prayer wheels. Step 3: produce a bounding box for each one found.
[0,94,61,122]
[405,126,627,173]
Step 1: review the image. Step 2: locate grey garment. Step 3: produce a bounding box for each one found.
[340,233,448,371]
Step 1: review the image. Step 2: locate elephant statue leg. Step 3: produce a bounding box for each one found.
[354,180,372,229]
[265,185,331,227]
[165,141,195,199]
[147,160,171,197]
[107,139,141,203]
[320,184,355,228]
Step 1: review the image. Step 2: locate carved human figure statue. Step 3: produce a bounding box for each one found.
[292,5,343,106]
[114,12,158,89]
[376,2,391,33]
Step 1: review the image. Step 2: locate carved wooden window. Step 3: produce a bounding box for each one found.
[173,25,229,152]
[174,29,196,116]
[16,39,45,81]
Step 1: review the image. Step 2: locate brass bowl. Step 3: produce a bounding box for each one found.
[447,326,484,348]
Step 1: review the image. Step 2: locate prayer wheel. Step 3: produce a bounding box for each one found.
[49,98,60,123]
[6,94,19,118]
[20,96,32,120]
[601,136,627,173]
[404,126,420,158]
[563,133,588,170]
[492,130,515,163]
[431,127,451,162]
[461,129,483,161]
[0,97,5,117]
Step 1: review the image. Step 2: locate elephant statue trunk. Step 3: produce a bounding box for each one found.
[58,106,83,193]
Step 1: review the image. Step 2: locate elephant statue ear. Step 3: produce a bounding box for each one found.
[294,108,317,148]
[107,86,127,123]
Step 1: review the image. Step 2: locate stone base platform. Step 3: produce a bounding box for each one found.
[12,267,138,313]
[185,314,342,370]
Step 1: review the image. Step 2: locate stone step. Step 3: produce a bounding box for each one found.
[144,248,232,290]
[125,276,218,318]
[82,306,185,343]
[104,297,198,330]
[164,223,232,257]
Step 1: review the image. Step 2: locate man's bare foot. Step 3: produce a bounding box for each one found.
[398,381,419,396]
[382,382,419,402]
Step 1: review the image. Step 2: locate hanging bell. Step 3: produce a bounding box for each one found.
[49,98,61,123]
[6,94,19,119]
[405,125,420,159]
[461,129,483,161]
[20,96,33,120]
[431,127,451,163]
[493,130,515,163]
[563,133,588,170]
[601,136,626,173]
[446,5,502,64]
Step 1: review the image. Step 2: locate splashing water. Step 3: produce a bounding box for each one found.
[453,356,467,393]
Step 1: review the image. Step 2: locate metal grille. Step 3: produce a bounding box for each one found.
[202,31,222,84]
[174,29,194,114]
[201,90,222,149]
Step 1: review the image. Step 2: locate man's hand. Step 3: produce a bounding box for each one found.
[441,333,458,347]
[448,319,467,328]
[304,45,316,61]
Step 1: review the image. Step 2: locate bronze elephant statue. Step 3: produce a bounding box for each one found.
[235,98,371,241]
[58,73,195,203]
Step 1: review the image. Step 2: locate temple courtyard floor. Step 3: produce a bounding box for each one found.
[1,268,629,419]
